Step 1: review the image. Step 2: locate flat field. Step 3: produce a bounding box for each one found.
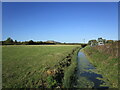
[2,45,80,88]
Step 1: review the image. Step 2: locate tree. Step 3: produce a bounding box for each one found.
[4,37,14,45]
[103,39,106,44]
[28,40,34,45]
[22,41,29,45]
[88,40,97,46]
[14,40,18,45]
[106,40,114,44]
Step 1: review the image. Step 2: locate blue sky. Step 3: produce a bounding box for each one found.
[2,2,118,43]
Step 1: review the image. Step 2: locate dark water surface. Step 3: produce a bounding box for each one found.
[75,51,109,89]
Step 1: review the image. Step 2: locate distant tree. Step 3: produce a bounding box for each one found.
[22,41,29,45]
[81,44,87,48]
[88,40,97,46]
[106,40,114,44]
[15,40,17,43]
[4,37,14,45]
[36,41,43,45]
[103,39,106,44]
[14,40,18,45]
[28,40,34,45]
[0,41,2,45]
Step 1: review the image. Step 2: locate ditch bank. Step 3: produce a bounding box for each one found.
[42,47,81,88]
[81,46,118,88]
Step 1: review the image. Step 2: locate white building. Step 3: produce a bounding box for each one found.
[98,38,104,45]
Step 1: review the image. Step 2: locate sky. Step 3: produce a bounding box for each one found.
[2,2,118,43]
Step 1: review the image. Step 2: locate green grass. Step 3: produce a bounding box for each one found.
[2,45,80,88]
[81,46,118,88]
[63,48,80,88]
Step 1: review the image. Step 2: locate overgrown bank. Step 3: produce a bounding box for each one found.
[63,47,80,88]
[45,47,80,88]
[81,43,119,88]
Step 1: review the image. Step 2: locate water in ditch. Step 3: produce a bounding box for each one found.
[74,51,109,89]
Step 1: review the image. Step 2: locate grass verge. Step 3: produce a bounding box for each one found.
[63,47,80,88]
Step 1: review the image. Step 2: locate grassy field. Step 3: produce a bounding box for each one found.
[81,42,119,88]
[2,45,80,88]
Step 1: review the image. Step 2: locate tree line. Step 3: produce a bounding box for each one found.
[1,37,59,45]
[1,37,86,46]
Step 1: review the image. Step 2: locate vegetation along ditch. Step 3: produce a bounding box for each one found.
[2,42,118,88]
[81,42,119,88]
[45,47,80,88]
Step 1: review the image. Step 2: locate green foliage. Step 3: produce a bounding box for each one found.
[63,48,79,88]
[14,40,17,45]
[4,37,14,45]
[28,40,34,45]
[88,40,97,45]
[46,76,57,88]
[106,40,114,44]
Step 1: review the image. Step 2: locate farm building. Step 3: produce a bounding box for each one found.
[88,37,106,46]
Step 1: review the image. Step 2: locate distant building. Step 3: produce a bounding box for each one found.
[98,38,105,45]
[88,37,105,46]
